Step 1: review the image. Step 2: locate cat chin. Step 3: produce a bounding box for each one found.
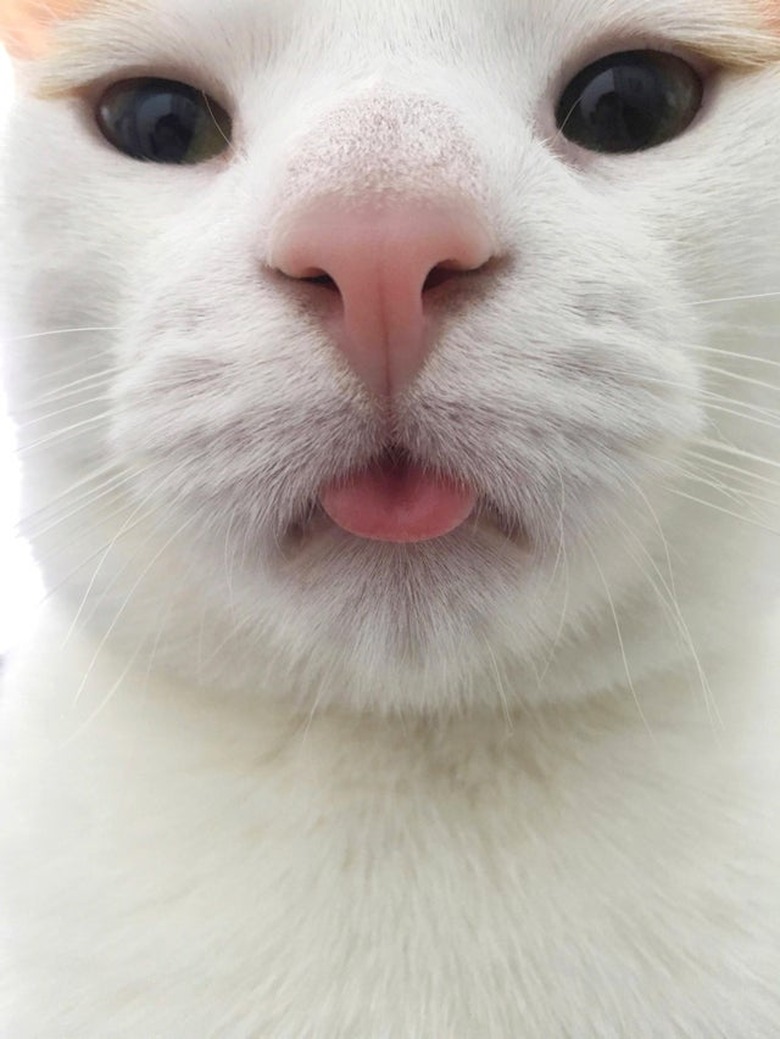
[49,504,636,714]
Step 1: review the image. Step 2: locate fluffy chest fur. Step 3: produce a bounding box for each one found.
[2,608,778,1037]
[0,0,779,1035]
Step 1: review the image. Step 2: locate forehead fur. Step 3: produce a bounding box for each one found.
[0,0,102,59]
[705,12,780,66]
[3,0,780,76]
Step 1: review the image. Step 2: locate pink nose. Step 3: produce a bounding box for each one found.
[270,201,495,397]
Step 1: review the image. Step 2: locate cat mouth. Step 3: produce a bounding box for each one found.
[285,446,522,547]
[316,445,478,544]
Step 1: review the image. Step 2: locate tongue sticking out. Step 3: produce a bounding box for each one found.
[320,456,477,543]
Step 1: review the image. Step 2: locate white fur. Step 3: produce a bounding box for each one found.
[0,0,778,1034]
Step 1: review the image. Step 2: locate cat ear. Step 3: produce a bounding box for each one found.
[0,0,91,61]
[751,0,780,38]
[762,2,780,34]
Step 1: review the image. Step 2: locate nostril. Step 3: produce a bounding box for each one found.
[300,260,472,296]
[422,261,470,294]
[298,268,340,293]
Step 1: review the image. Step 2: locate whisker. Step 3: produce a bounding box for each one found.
[25,369,117,408]
[33,501,160,611]
[22,471,129,541]
[665,487,780,536]
[688,343,780,371]
[72,461,202,637]
[691,291,780,307]
[627,519,722,731]
[698,388,780,416]
[700,400,780,432]
[14,395,113,430]
[691,475,777,509]
[624,474,679,602]
[31,497,135,564]
[62,638,151,748]
[537,463,571,689]
[17,411,112,454]
[12,357,115,399]
[202,91,234,154]
[677,453,768,504]
[694,436,780,473]
[695,363,780,395]
[5,325,121,343]
[614,510,723,733]
[641,374,780,419]
[674,460,769,510]
[72,512,196,706]
[482,633,514,734]
[683,448,780,491]
[63,480,176,648]
[585,537,656,741]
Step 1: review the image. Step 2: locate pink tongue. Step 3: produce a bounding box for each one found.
[320,458,477,543]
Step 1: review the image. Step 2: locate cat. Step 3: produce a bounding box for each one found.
[0,0,778,1035]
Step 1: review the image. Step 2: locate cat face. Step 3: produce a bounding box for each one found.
[2,0,779,713]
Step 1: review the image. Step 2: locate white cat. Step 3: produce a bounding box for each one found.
[0,1,778,1035]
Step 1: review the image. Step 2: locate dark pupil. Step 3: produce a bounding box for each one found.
[559,53,692,153]
[582,63,663,151]
[109,83,202,163]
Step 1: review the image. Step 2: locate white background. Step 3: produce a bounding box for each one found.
[0,48,45,655]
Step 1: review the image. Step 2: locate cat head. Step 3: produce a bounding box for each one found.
[2,0,779,714]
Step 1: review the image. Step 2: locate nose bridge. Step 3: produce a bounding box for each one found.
[271,89,489,214]
[266,90,495,398]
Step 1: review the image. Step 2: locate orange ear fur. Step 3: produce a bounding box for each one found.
[750,0,780,32]
[0,0,92,60]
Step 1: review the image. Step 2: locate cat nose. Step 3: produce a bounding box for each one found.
[269,200,495,397]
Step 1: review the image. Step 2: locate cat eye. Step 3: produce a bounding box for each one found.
[96,78,232,164]
[556,50,703,154]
